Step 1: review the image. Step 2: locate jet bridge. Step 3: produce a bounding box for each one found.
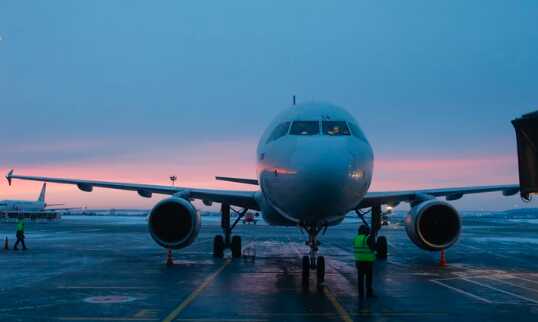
[512,111,538,201]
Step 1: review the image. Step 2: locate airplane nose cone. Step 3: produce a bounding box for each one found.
[287,142,371,223]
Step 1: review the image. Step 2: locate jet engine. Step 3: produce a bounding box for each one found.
[148,197,201,249]
[404,200,461,251]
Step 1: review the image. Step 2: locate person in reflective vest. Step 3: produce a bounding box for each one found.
[14,217,27,251]
[353,224,376,299]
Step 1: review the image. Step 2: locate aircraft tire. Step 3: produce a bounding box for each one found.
[231,235,242,258]
[302,255,310,287]
[213,235,224,258]
[376,236,388,259]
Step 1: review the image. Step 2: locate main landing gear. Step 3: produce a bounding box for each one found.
[356,205,389,259]
[213,204,246,259]
[301,225,326,289]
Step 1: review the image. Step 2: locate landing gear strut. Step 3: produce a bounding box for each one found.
[301,225,326,289]
[213,204,246,259]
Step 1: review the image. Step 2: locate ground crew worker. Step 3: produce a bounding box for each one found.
[13,217,27,251]
[353,224,376,299]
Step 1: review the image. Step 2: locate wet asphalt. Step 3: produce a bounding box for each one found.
[1,212,538,322]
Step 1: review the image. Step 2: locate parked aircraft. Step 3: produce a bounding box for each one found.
[0,183,69,212]
[5,103,537,287]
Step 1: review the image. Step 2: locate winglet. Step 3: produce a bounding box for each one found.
[6,169,13,186]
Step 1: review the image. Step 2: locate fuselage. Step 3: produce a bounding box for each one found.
[0,200,45,212]
[256,102,373,226]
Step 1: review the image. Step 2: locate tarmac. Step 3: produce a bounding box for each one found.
[1,211,538,322]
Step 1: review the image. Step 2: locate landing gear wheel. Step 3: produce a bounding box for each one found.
[213,235,224,258]
[376,236,388,259]
[316,256,325,287]
[302,255,310,287]
[231,235,242,258]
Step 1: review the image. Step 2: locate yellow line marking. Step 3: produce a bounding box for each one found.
[58,318,157,321]
[57,286,157,289]
[323,286,353,322]
[174,319,267,322]
[162,260,230,322]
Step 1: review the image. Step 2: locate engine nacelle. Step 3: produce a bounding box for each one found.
[404,200,461,251]
[148,197,201,249]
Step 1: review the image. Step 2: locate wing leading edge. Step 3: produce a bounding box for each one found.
[359,184,520,208]
[6,170,260,210]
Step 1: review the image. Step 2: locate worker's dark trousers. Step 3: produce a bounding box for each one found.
[355,261,373,298]
[14,231,26,250]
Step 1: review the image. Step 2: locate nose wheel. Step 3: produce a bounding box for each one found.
[301,225,326,289]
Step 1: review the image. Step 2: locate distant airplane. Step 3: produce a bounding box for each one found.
[242,212,259,224]
[5,103,538,288]
[0,183,74,213]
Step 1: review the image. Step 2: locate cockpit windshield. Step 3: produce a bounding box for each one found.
[348,122,367,141]
[266,122,291,143]
[290,121,320,135]
[322,121,350,136]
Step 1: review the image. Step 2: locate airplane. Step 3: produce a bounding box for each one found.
[0,183,70,213]
[5,102,538,288]
[241,212,259,224]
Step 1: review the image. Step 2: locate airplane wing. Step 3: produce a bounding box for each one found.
[360,111,538,209]
[358,184,520,208]
[6,171,260,210]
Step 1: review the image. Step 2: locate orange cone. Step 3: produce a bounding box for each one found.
[3,237,8,250]
[166,249,174,266]
[439,249,447,267]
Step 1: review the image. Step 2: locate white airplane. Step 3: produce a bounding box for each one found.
[0,183,76,215]
[0,183,61,212]
[5,102,537,287]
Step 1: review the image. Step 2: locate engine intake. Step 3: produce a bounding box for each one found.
[148,197,200,249]
[405,200,461,251]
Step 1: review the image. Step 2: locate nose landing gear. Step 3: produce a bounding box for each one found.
[301,225,326,289]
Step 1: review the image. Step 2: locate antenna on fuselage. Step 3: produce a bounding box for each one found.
[292,95,296,106]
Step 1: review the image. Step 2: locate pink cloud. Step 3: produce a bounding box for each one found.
[371,155,518,191]
[0,139,258,208]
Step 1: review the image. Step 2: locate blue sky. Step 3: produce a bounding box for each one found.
[0,1,537,210]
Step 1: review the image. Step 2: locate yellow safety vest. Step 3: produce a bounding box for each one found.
[353,234,375,262]
[16,221,24,232]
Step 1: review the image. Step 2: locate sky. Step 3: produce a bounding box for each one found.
[0,1,537,210]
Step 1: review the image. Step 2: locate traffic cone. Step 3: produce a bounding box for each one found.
[439,249,447,267]
[3,237,8,250]
[166,249,174,266]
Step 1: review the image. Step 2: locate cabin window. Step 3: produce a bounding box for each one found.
[290,121,320,135]
[322,121,350,136]
[266,122,290,143]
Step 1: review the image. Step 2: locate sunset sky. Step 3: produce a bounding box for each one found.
[1,1,537,210]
